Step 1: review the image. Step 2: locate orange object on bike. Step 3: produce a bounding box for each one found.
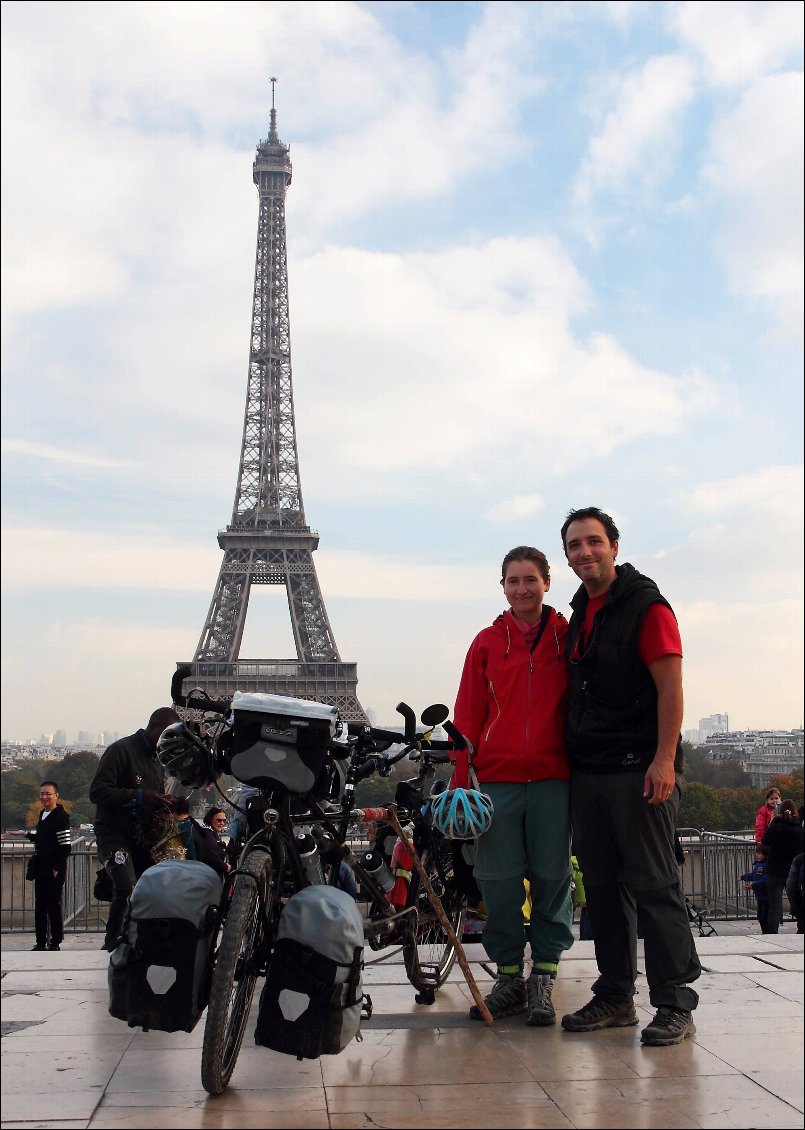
[388,837,414,906]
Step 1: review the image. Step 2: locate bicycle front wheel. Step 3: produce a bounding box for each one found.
[403,842,467,991]
[201,849,274,1095]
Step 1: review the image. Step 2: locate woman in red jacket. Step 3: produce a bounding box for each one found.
[453,546,573,1027]
[755,787,781,844]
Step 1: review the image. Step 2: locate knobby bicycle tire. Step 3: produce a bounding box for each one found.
[201,849,275,1095]
[403,842,467,991]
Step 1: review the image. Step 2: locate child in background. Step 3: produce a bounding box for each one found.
[739,844,770,934]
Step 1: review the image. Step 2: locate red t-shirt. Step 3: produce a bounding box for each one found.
[571,593,682,665]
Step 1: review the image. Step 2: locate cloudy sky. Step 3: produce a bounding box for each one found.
[2,0,803,743]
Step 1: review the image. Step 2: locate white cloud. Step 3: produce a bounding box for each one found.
[702,72,804,338]
[484,494,546,523]
[1,439,137,471]
[290,240,720,501]
[1,529,221,593]
[670,465,804,603]
[573,53,697,205]
[671,0,803,88]
[685,465,804,516]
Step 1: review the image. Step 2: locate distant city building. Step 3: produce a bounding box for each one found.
[53,729,67,747]
[699,729,804,788]
[684,712,729,745]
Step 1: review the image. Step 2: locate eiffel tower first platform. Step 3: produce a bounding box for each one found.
[175,87,367,722]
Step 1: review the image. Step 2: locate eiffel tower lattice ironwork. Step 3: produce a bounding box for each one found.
[175,88,366,722]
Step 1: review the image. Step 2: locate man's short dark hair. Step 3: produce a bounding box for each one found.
[40,780,59,792]
[500,546,550,583]
[146,707,180,735]
[560,507,621,553]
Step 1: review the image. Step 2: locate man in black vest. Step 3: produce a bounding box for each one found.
[559,507,700,1046]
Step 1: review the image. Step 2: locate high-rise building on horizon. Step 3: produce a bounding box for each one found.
[174,85,366,721]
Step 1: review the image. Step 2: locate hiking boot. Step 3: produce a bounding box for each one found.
[641,1007,696,1046]
[526,973,556,1026]
[31,944,46,951]
[561,995,638,1032]
[469,971,527,1020]
[48,943,61,951]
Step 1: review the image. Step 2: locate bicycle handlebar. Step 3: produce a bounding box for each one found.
[442,721,466,751]
[170,665,231,714]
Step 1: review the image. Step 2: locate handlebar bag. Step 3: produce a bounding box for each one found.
[255,884,365,1059]
[229,692,338,793]
[108,859,222,1033]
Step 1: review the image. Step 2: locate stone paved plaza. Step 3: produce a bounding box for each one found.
[1,927,802,1129]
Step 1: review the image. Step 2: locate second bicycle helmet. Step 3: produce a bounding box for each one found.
[429,786,494,840]
[157,722,217,788]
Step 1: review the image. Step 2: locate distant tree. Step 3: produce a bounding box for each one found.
[770,773,804,808]
[1,768,42,831]
[679,781,723,831]
[718,787,759,831]
[53,751,101,798]
[1,751,99,831]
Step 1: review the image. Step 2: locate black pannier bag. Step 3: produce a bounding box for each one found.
[108,859,222,1032]
[255,885,365,1060]
[228,692,338,794]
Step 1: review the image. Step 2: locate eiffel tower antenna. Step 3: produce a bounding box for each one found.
[175,91,367,721]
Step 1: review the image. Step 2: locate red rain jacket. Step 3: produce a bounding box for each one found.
[453,607,570,786]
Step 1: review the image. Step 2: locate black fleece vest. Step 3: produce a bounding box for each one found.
[566,564,683,773]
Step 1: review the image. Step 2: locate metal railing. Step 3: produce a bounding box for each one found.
[677,828,793,921]
[1,840,106,933]
[0,828,789,933]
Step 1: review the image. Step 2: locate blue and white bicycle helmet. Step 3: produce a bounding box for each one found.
[430,786,494,840]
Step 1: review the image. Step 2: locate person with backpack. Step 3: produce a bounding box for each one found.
[786,852,804,934]
[173,800,230,878]
[762,800,804,933]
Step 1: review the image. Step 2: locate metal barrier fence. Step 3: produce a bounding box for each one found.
[676,828,761,920]
[0,829,788,933]
[1,841,106,933]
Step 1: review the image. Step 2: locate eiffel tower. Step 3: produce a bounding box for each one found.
[175,84,366,722]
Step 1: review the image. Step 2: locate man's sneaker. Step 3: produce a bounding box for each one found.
[469,971,527,1020]
[561,995,638,1032]
[641,1007,696,1046]
[526,973,556,1026]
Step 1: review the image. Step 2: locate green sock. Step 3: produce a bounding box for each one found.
[534,961,559,978]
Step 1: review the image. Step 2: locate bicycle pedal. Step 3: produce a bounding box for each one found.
[361,993,374,1019]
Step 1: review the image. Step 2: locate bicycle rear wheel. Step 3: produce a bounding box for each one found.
[403,842,467,991]
[201,849,274,1095]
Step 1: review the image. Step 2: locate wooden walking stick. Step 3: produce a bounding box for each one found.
[386,805,493,1026]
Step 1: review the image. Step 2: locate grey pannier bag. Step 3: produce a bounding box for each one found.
[254,884,366,1059]
[108,859,222,1032]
